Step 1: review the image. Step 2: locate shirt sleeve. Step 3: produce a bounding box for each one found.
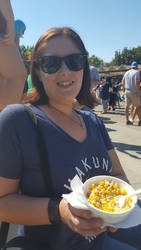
[0,105,24,178]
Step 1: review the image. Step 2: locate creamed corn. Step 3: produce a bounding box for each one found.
[87,180,133,213]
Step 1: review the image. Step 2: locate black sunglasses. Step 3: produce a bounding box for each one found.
[36,53,87,74]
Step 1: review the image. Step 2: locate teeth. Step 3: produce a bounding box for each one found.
[62,82,70,86]
[58,82,72,86]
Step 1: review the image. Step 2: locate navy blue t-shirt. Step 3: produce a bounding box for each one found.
[0,104,114,250]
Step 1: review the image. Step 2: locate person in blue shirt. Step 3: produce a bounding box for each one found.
[0,4,141,249]
[0,25,141,250]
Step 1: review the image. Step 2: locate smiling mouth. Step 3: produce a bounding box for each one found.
[57,81,74,87]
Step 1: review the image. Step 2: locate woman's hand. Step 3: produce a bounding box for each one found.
[59,199,107,237]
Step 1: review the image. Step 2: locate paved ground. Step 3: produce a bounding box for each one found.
[1,102,141,248]
[95,103,141,195]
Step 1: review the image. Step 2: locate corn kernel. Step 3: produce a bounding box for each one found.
[87,180,133,213]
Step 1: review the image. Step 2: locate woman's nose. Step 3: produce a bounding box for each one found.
[59,61,70,72]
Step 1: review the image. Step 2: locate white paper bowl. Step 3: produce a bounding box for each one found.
[83,175,137,224]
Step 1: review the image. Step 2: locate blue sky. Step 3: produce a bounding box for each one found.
[11,0,141,62]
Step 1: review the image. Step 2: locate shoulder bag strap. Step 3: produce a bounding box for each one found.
[0,223,9,249]
[24,104,54,197]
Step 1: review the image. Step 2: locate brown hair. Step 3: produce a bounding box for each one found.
[22,27,97,108]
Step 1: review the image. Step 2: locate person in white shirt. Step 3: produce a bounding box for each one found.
[122,61,141,126]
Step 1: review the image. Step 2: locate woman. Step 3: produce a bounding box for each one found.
[0,0,27,111]
[0,27,139,250]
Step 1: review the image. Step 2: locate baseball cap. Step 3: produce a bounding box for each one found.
[131,61,138,68]
[14,19,26,38]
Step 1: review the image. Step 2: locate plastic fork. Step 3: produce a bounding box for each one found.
[115,188,141,208]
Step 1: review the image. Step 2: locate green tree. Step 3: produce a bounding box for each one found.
[110,46,141,66]
[20,45,34,74]
[110,50,123,66]
[88,55,104,67]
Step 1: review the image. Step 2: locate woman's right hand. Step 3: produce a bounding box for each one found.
[59,198,107,237]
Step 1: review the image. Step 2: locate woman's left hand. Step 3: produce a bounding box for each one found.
[59,198,107,237]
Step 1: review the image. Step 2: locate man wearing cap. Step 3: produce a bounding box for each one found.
[73,65,100,110]
[122,61,141,126]
[89,65,100,87]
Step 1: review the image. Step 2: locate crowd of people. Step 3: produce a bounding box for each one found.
[0,1,141,250]
[95,77,122,114]
[91,64,141,126]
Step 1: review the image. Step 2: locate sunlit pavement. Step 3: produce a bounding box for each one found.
[95,103,141,195]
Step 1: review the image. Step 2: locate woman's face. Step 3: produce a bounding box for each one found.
[37,35,84,105]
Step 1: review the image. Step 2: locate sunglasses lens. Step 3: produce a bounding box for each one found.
[37,54,86,74]
[39,56,61,74]
[65,54,86,71]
